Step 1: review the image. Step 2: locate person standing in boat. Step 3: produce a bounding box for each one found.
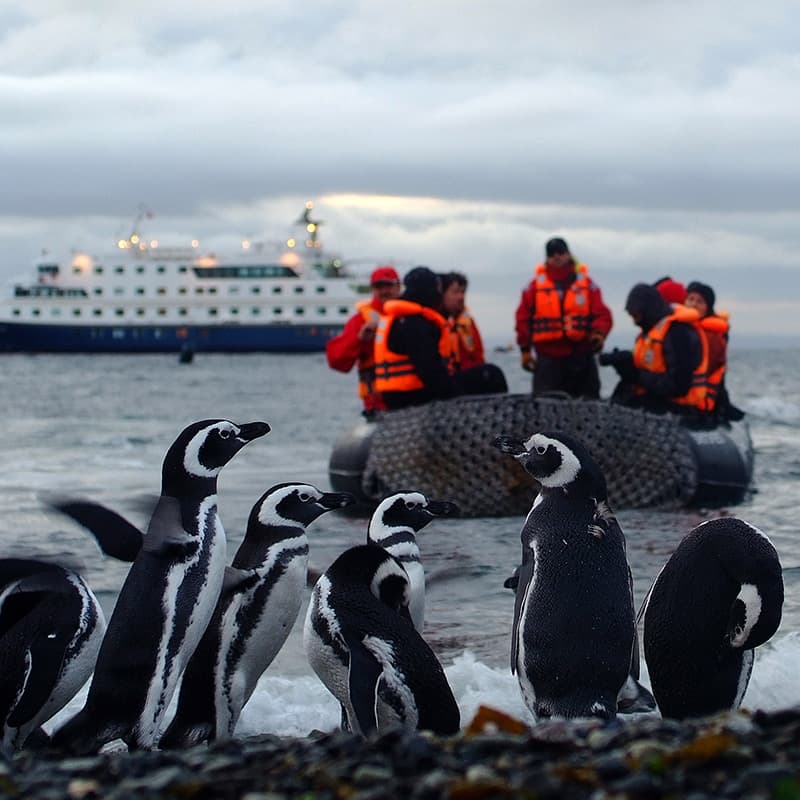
[600,283,721,417]
[325,266,401,418]
[515,237,612,398]
[440,271,486,373]
[374,267,507,410]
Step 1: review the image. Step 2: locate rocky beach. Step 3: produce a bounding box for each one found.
[4,707,800,799]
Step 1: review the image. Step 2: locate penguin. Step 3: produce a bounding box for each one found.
[0,559,106,754]
[366,492,458,631]
[303,544,460,738]
[159,483,355,748]
[642,517,784,720]
[494,430,639,720]
[51,418,269,754]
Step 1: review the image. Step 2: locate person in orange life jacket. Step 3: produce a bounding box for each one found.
[653,276,687,306]
[374,267,507,411]
[325,265,401,417]
[514,237,612,398]
[600,283,705,415]
[440,271,485,372]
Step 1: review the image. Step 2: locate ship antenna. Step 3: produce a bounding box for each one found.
[296,200,324,248]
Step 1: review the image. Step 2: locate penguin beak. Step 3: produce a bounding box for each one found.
[318,492,357,510]
[424,500,460,517]
[236,421,271,442]
[493,435,528,458]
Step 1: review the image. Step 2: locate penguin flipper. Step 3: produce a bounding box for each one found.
[47,498,144,562]
[510,553,535,674]
[343,632,382,737]
[7,640,68,727]
[143,497,197,558]
[222,567,260,597]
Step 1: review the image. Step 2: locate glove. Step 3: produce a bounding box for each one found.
[598,348,631,368]
[520,350,536,373]
[589,331,606,353]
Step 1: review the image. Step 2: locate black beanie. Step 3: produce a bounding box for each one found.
[545,237,569,257]
[402,266,441,309]
[686,281,715,313]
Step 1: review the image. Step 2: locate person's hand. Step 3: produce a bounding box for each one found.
[589,331,605,353]
[357,321,378,342]
[520,350,536,372]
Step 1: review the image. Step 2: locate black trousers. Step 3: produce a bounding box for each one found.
[532,353,600,399]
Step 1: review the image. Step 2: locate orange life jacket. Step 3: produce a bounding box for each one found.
[355,301,381,401]
[374,300,451,392]
[446,310,482,373]
[698,312,729,390]
[530,263,593,343]
[632,306,721,412]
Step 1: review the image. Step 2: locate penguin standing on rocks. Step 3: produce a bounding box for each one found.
[366,491,458,631]
[0,559,106,754]
[642,517,783,720]
[494,431,639,720]
[159,483,355,747]
[51,418,269,754]
[304,544,460,738]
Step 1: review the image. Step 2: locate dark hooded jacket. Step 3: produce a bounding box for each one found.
[382,266,455,409]
[616,283,703,411]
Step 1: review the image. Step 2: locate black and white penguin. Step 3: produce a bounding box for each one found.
[159,483,355,748]
[51,418,269,753]
[367,492,458,631]
[642,517,784,720]
[303,544,460,738]
[494,430,639,720]
[0,559,106,753]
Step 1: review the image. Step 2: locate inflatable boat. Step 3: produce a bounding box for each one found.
[328,393,754,518]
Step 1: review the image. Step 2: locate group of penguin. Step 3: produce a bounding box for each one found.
[0,418,786,756]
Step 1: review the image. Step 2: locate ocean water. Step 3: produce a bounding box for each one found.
[1,347,799,738]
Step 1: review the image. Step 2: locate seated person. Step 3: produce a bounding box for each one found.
[599,283,717,417]
[440,271,486,372]
[653,276,687,306]
[374,267,507,410]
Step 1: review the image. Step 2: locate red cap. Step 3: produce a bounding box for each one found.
[654,277,687,305]
[370,265,400,285]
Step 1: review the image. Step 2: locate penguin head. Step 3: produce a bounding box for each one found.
[370,491,459,536]
[253,483,356,529]
[163,419,270,489]
[329,544,412,615]
[494,431,607,495]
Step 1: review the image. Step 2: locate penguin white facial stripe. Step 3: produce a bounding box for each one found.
[257,485,323,526]
[525,434,581,488]
[183,422,240,477]
[731,583,762,647]
[370,560,410,603]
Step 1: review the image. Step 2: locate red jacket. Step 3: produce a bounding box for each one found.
[326,297,386,411]
[514,262,612,357]
[447,311,485,372]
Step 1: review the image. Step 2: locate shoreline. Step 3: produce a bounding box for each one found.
[5,708,800,799]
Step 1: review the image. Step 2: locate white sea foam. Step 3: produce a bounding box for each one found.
[744,396,800,425]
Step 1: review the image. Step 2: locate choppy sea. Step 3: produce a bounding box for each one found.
[1,347,799,738]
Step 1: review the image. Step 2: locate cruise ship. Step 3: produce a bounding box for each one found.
[0,204,370,353]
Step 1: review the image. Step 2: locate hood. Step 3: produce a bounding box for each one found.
[401,266,442,310]
[625,283,670,331]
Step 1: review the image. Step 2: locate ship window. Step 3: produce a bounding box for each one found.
[196,287,204,294]
[230,307,239,315]
[136,266,145,274]
[252,286,261,294]
[73,267,81,274]
[208,287,217,294]
[318,307,327,315]
[51,308,61,317]
[316,286,326,293]
[271,287,282,294]
[294,307,305,315]
[115,308,124,316]
[32,308,41,316]
[94,288,103,295]
[114,266,125,274]
[114,287,124,296]
[136,287,145,295]
[251,307,260,315]
[157,266,166,274]
[178,287,188,295]
[136,308,145,316]
[73,309,81,316]
[178,266,188,274]
[94,266,104,275]
[158,308,167,316]
[12,308,20,316]
[179,308,188,316]
[338,307,349,315]
[209,308,218,316]
[229,286,240,295]
[157,287,167,295]
[294,286,304,294]
[273,307,283,315]
[93,308,102,316]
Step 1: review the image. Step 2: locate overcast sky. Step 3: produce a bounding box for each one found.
[2,0,799,344]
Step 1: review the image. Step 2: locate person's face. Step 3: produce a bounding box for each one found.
[442,282,466,316]
[546,250,571,270]
[684,291,709,318]
[371,280,401,303]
